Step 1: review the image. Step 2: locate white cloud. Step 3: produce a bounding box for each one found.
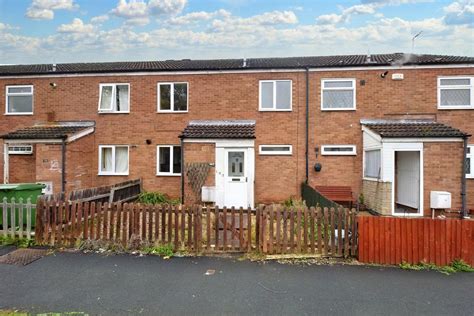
[110,0,187,25]
[443,1,474,25]
[210,10,298,32]
[90,15,110,24]
[26,0,78,20]
[317,4,377,24]
[57,18,94,33]
[168,9,231,25]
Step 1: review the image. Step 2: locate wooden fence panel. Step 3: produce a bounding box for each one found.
[1,197,36,239]
[358,216,474,267]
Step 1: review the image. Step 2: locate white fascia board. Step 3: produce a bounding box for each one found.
[381,137,464,143]
[67,127,95,143]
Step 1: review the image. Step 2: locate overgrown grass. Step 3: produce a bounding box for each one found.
[400,259,474,275]
[0,235,35,248]
[137,191,180,205]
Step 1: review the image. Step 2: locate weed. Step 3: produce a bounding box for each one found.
[137,192,180,205]
[399,260,474,275]
[141,244,174,257]
[0,235,35,248]
[282,197,306,208]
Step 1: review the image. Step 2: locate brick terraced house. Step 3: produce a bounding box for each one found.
[0,53,473,217]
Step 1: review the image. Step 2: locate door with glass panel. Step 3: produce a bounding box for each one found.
[224,149,248,207]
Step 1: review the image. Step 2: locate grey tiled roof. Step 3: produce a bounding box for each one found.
[363,120,469,138]
[180,120,256,139]
[1,121,95,140]
[0,53,472,76]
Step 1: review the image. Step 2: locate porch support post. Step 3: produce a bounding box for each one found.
[180,137,185,205]
[3,142,8,184]
[61,137,66,194]
[461,136,468,218]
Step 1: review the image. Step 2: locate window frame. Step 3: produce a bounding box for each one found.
[258,80,293,112]
[97,83,130,113]
[7,144,33,155]
[156,145,182,176]
[321,78,356,111]
[5,85,34,115]
[98,145,130,176]
[437,76,474,110]
[157,82,189,113]
[258,145,293,156]
[321,145,357,156]
[467,145,474,179]
[363,149,382,180]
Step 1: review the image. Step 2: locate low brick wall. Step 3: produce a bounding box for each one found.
[362,179,392,215]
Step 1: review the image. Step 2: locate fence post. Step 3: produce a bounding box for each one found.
[26,198,32,239]
[35,198,44,244]
[256,205,261,252]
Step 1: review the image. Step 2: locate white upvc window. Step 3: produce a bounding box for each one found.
[8,144,33,155]
[321,145,356,156]
[157,145,182,176]
[5,85,34,115]
[438,76,474,109]
[259,145,292,156]
[158,82,188,112]
[98,83,130,113]
[321,79,356,111]
[466,145,474,179]
[364,149,381,179]
[98,145,129,175]
[259,80,292,111]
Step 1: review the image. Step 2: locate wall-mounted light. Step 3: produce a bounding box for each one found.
[380,71,389,79]
[315,146,319,158]
[49,82,57,88]
[146,139,152,145]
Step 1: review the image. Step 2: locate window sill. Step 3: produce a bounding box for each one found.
[321,153,357,156]
[467,175,474,179]
[438,106,474,110]
[157,111,188,114]
[4,112,33,116]
[98,173,129,176]
[321,108,356,111]
[259,153,292,156]
[259,108,292,112]
[98,111,130,114]
[363,177,383,182]
[157,173,181,177]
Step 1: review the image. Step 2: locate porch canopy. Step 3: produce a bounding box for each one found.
[0,121,95,144]
[180,120,256,139]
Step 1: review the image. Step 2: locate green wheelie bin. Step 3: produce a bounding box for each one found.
[0,183,45,227]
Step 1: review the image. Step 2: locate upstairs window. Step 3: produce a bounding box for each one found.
[466,145,474,179]
[157,145,181,175]
[6,85,33,114]
[98,84,130,113]
[438,77,474,109]
[158,83,188,112]
[321,79,356,111]
[364,149,381,179]
[99,145,129,175]
[259,80,292,111]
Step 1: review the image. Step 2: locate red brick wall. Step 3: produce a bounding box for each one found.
[0,66,473,213]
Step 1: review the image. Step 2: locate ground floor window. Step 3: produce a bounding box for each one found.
[467,145,474,178]
[99,145,129,175]
[259,145,292,155]
[7,144,33,154]
[364,149,381,179]
[157,145,181,175]
[321,145,356,156]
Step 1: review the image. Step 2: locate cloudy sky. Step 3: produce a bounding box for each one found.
[0,0,472,64]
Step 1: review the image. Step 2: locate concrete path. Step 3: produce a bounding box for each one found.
[0,250,473,315]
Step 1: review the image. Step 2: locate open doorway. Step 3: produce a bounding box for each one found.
[394,150,422,216]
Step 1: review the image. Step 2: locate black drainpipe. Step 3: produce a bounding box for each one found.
[461,135,469,218]
[180,137,185,204]
[305,67,309,184]
[61,137,67,194]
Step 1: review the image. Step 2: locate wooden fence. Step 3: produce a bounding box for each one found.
[1,197,36,239]
[35,200,357,257]
[358,216,474,266]
[40,179,142,204]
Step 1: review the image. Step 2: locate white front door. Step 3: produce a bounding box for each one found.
[224,149,249,207]
[396,151,421,209]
